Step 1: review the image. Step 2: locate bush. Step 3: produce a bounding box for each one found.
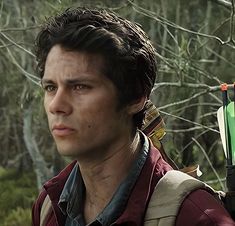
[2,208,32,226]
[0,167,37,225]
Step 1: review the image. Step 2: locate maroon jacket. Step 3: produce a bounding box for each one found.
[32,144,235,226]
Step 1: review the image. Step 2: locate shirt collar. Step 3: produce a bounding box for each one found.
[59,162,84,218]
[96,131,149,225]
[58,131,149,226]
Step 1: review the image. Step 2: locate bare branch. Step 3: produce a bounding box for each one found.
[198,111,217,119]
[160,110,220,133]
[208,93,223,104]
[205,177,226,185]
[181,130,210,154]
[170,103,221,115]
[166,126,218,133]
[158,89,211,110]
[192,137,225,190]
[0,31,35,57]
[0,25,40,32]
[153,82,220,91]
[156,45,227,85]
[206,46,235,68]
[0,39,40,85]
[128,0,235,49]
[209,0,232,10]
[0,42,34,49]
[0,0,3,21]
[23,106,53,189]
[228,0,235,43]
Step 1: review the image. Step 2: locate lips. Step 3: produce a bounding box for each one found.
[52,124,76,137]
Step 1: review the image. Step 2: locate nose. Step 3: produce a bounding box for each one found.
[47,88,73,115]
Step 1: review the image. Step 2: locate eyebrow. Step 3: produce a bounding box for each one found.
[41,79,54,85]
[41,77,98,86]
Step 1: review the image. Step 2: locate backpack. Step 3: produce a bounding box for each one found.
[144,170,224,226]
[40,194,52,226]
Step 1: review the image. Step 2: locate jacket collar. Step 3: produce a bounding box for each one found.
[43,160,77,226]
[115,142,172,225]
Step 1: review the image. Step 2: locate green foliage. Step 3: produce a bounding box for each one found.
[0,167,37,225]
[2,208,31,226]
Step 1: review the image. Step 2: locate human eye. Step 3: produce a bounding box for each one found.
[42,84,57,93]
[73,84,90,91]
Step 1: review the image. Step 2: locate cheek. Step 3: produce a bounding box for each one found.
[43,98,52,124]
[76,106,111,131]
[44,97,49,113]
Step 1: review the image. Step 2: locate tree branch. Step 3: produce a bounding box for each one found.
[0,39,40,85]
[209,0,232,10]
[0,25,40,32]
[128,0,235,49]
[192,137,225,190]
[153,82,221,91]
[0,31,35,57]
[166,125,218,133]
[23,106,53,189]
[157,89,214,110]
[160,110,219,133]
[229,0,235,43]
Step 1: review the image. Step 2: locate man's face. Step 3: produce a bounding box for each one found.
[42,45,133,160]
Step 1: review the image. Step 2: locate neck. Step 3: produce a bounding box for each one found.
[78,131,141,224]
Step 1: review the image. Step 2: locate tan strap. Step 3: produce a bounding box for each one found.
[144,170,209,226]
[40,194,52,226]
[148,170,207,218]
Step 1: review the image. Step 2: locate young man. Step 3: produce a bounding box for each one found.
[32,7,235,226]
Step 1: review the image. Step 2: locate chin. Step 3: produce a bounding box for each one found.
[56,145,77,156]
[56,145,85,158]
[57,150,72,157]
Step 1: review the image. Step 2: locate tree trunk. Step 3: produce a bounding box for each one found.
[23,106,53,190]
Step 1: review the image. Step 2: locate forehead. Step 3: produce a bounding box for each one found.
[43,44,105,79]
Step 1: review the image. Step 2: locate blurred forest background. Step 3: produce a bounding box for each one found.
[0,0,234,225]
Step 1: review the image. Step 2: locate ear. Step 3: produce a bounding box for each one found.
[127,96,147,115]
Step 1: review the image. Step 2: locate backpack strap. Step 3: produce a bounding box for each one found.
[144,170,219,226]
[40,194,52,226]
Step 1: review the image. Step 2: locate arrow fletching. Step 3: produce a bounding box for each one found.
[227,101,235,164]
